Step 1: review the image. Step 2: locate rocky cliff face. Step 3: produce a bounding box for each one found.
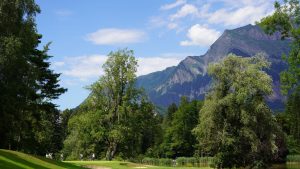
[136,24,290,111]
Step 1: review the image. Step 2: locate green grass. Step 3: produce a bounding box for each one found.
[0,149,84,169]
[67,161,211,169]
[0,149,210,169]
[2,149,299,169]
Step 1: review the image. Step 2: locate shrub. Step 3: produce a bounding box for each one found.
[142,157,159,166]
[159,158,172,166]
[287,155,300,163]
[176,157,186,166]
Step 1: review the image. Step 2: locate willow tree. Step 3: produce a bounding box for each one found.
[193,54,278,169]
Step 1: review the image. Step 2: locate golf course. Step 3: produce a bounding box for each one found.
[1,149,300,169]
[2,0,300,168]
[0,149,212,169]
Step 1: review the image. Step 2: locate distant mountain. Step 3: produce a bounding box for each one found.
[136,24,290,111]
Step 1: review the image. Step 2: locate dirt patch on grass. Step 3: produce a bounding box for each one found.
[83,165,111,169]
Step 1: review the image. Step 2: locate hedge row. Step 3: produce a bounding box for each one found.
[287,155,300,163]
[142,157,215,167]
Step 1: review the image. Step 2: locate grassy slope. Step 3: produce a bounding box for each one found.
[0,149,83,169]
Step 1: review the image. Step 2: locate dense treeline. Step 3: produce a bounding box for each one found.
[61,49,205,161]
[158,98,203,158]
[61,51,290,168]
[0,0,66,155]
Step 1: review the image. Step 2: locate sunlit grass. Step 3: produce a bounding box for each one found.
[66,160,211,169]
[0,149,83,169]
[1,149,299,169]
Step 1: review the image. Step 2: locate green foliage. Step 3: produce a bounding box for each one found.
[63,49,161,161]
[287,155,300,162]
[274,90,300,155]
[162,103,177,130]
[193,54,279,168]
[0,0,66,154]
[259,0,300,94]
[63,110,105,160]
[160,98,203,158]
[286,89,300,142]
[141,158,173,166]
[287,136,300,154]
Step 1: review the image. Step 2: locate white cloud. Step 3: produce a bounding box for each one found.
[219,0,270,7]
[148,16,167,28]
[151,0,275,35]
[137,57,182,76]
[180,24,221,46]
[167,23,178,29]
[52,61,65,67]
[55,55,183,81]
[207,2,273,26]
[160,0,187,10]
[86,28,146,45]
[61,55,107,81]
[170,4,199,20]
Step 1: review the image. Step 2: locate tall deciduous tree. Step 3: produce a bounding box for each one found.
[0,0,66,153]
[91,49,138,160]
[64,49,161,160]
[193,54,278,168]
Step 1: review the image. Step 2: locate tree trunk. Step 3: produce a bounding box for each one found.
[106,141,117,161]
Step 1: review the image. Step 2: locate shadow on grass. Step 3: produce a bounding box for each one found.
[0,150,84,169]
[34,156,84,169]
[0,150,49,169]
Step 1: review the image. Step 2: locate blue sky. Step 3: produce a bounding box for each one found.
[35,0,276,110]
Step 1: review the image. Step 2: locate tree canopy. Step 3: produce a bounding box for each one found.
[0,0,66,154]
[193,54,278,169]
[63,49,161,160]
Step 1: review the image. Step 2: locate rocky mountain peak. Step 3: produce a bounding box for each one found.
[137,24,290,111]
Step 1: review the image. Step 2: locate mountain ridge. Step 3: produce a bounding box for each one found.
[136,24,290,111]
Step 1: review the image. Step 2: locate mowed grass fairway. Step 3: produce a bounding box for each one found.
[0,149,210,169]
[67,161,211,169]
[67,161,300,169]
